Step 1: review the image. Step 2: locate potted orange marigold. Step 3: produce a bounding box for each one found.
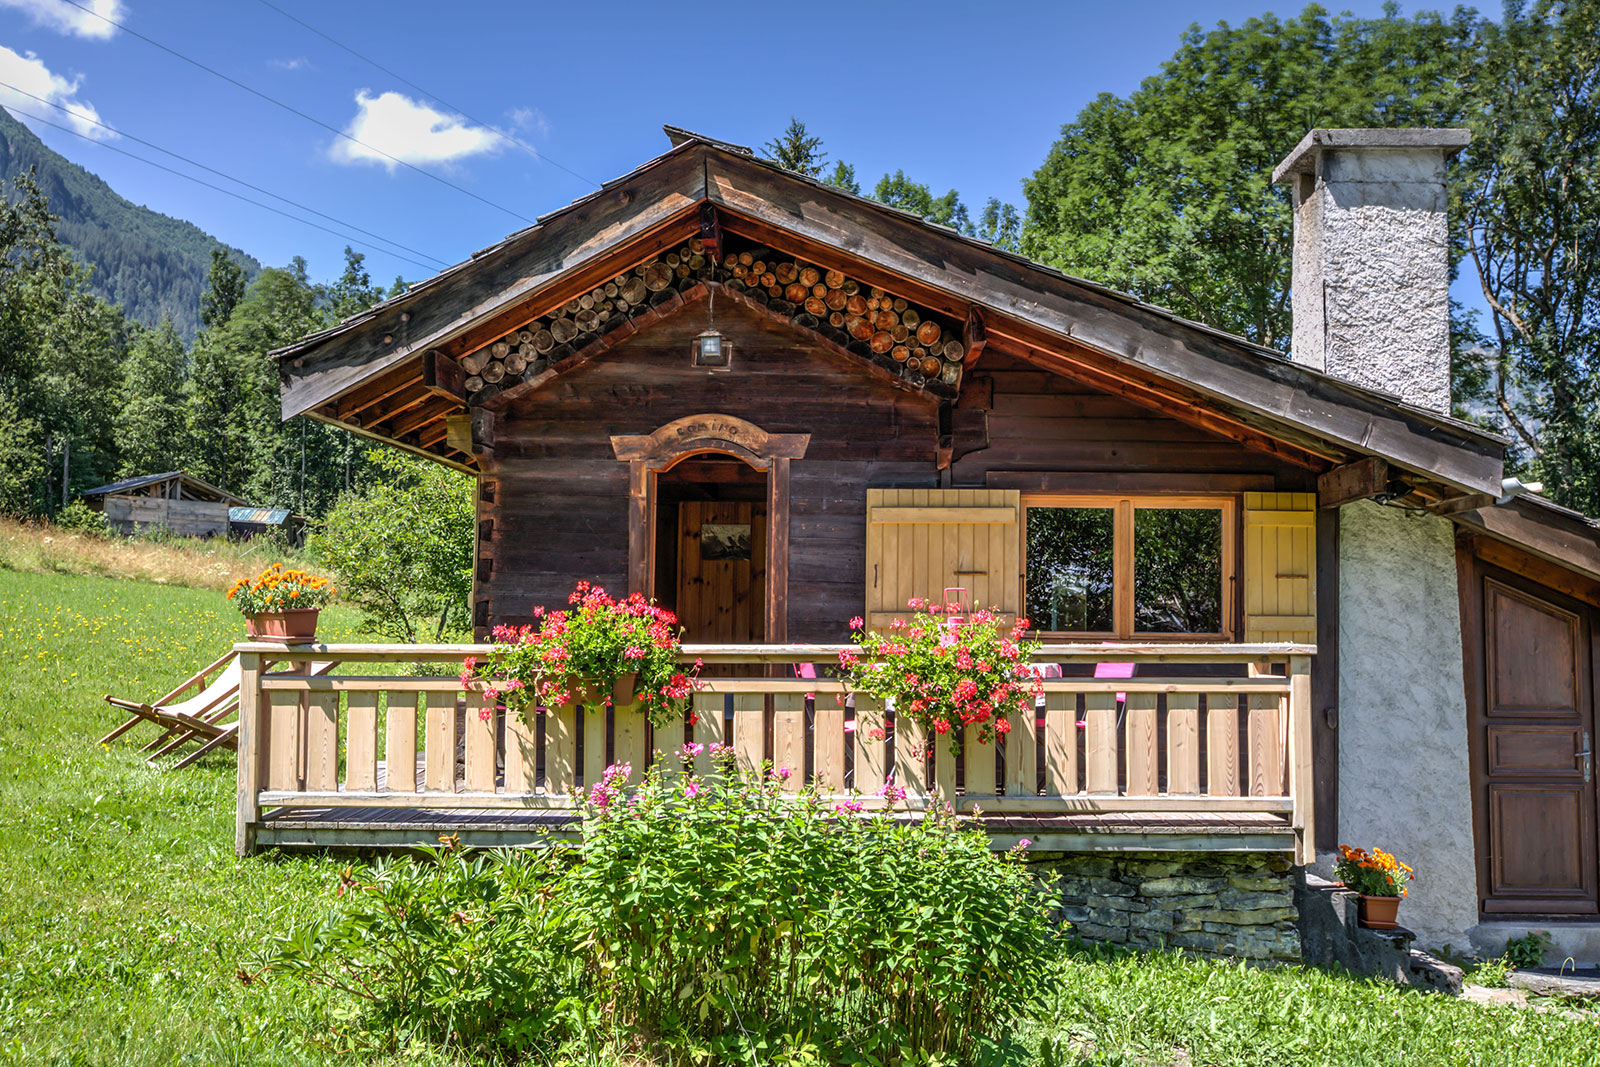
[1334,844,1414,929]
[228,563,335,644]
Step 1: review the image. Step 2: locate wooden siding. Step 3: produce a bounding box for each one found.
[103,496,229,538]
[481,299,934,641]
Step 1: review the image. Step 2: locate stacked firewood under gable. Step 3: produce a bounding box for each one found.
[457,237,969,406]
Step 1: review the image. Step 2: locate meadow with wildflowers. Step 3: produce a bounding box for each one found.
[3,557,1600,1065]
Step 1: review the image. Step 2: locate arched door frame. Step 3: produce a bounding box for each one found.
[611,414,809,642]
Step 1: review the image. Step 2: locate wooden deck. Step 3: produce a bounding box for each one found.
[234,642,1314,859]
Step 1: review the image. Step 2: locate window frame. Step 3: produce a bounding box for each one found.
[1021,493,1238,641]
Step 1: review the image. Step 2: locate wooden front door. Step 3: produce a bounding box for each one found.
[1474,573,1599,915]
[675,501,766,644]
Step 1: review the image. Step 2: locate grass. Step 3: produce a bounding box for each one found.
[0,516,312,593]
[1,554,1598,1065]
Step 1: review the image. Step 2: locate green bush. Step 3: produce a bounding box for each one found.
[54,500,111,536]
[257,846,578,1058]
[1506,929,1552,969]
[564,749,1059,1063]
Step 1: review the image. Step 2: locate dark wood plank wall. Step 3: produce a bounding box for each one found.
[481,319,1311,640]
[951,351,1315,489]
[484,300,934,641]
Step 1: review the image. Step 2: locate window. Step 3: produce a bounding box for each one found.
[1024,496,1235,638]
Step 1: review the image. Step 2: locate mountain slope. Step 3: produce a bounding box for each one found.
[0,107,259,340]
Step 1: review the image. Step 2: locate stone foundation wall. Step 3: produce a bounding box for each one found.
[1028,851,1301,963]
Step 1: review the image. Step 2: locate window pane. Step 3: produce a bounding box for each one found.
[1027,508,1114,632]
[1134,508,1223,633]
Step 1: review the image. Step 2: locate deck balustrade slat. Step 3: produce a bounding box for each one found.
[854,697,887,794]
[464,694,497,792]
[732,694,763,775]
[1248,693,1284,797]
[1043,692,1077,795]
[1085,693,1118,794]
[1167,693,1201,795]
[814,700,846,791]
[1125,693,1159,796]
[895,713,928,798]
[384,693,418,793]
[424,693,457,793]
[504,707,536,793]
[935,736,957,800]
[266,690,301,791]
[613,704,647,784]
[1006,700,1036,796]
[546,704,577,795]
[691,694,726,777]
[345,692,379,791]
[1206,693,1240,797]
[303,692,339,792]
[582,707,607,787]
[772,694,805,791]
[965,724,997,796]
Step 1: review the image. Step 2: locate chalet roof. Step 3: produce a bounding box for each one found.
[83,471,247,505]
[271,126,1508,498]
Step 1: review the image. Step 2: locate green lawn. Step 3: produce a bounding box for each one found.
[2,567,1597,1066]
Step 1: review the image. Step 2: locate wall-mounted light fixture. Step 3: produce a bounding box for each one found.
[691,287,732,370]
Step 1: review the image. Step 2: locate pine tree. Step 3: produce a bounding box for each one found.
[763,118,828,178]
[200,248,247,329]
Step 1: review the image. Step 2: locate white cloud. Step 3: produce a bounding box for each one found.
[506,106,548,138]
[0,0,125,40]
[329,90,502,170]
[0,45,113,139]
[269,56,309,72]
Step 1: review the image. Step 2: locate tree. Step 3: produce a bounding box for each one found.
[977,198,1022,252]
[1021,6,1471,349]
[0,169,131,512]
[871,171,974,233]
[824,161,860,195]
[312,449,475,642]
[1458,0,1600,513]
[763,118,828,178]
[118,316,188,475]
[200,247,247,330]
[327,247,383,322]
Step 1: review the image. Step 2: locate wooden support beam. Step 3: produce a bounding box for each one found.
[384,398,456,441]
[1318,456,1389,508]
[333,361,426,421]
[962,306,987,368]
[1430,492,1495,516]
[699,201,723,261]
[422,349,467,404]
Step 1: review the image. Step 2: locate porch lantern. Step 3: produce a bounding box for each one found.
[692,328,731,370]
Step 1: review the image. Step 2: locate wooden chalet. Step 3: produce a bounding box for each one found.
[235,127,1600,961]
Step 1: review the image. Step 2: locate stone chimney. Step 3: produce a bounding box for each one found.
[1272,128,1470,415]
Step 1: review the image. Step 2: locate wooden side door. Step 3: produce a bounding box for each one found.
[676,501,766,644]
[1476,573,1599,915]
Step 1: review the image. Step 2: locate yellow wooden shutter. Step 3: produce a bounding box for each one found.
[1242,492,1317,643]
[865,489,1021,629]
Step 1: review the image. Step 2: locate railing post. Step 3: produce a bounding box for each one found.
[1289,655,1315,865]
[234,650,262,857]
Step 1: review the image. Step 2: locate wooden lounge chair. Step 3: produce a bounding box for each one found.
[101,655,332,770]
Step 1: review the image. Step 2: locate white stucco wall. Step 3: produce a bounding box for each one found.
[1338,500,1477,948]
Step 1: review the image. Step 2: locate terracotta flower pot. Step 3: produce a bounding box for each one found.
[1357,894,1402,929]
[245,608,320,644]
[612,672,638,707]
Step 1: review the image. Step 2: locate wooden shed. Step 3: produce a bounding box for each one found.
[228,507,307,546]
[83,472,246,538]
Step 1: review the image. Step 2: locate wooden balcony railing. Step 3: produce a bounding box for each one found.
[235,643,1314,861]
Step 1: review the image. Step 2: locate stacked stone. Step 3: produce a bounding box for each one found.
[1030,851,1300,963]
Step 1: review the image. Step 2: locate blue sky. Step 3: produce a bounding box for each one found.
[3,0,1451,303]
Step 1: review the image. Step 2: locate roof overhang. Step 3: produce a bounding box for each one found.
[274,134,1506,495]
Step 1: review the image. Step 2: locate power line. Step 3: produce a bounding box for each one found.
[0,80,449,268]
[252,0,598,190]
[3,105,443,274]
[57,0,536,224]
